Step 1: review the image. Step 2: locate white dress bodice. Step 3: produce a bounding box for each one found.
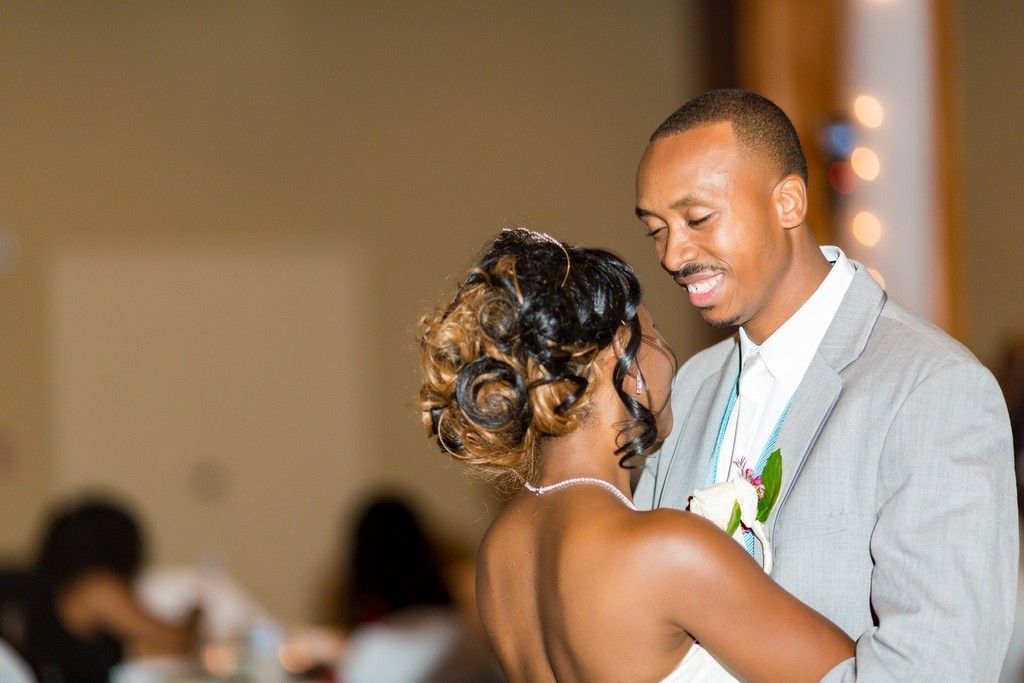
[660,643,739,682]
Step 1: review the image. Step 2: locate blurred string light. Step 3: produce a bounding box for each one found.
[824,120,859,195]
[825,120,858,157]
[837,96,885,261]
[853,211,882,247]
[851,147,880,180]
[829,161,857,194]
[826,98,886,252]
[853,95,884,128]
[845,1,942,319]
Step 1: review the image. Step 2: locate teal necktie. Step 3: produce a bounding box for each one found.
[707,368,790,556]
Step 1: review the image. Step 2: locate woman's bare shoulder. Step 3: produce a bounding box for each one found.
[629,507,726,547]
[623,508,764,590]
[478,499,526,558]
[477,499,537,589]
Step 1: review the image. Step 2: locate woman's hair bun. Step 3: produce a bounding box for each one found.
[417,228,656,487]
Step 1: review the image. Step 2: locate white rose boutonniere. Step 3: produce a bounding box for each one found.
[688,449,783,575]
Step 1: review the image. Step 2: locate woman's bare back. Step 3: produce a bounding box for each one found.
[476,484,854,683]
[477,490,694,683]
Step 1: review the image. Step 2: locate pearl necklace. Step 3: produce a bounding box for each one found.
[523,477,637,511]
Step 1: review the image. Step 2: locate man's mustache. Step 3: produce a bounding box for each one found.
[669,264,724,281]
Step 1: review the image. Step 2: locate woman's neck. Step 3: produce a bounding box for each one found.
[534,424,631,494]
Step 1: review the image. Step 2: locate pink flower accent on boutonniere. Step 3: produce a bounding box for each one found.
[688,450,784,575]
[741,466,766,500]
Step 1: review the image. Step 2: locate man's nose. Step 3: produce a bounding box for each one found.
[661,228,699,274]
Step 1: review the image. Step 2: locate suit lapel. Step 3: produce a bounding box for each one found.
[768,263,887,532]
[660,341,739,508]
[770,360,842,526]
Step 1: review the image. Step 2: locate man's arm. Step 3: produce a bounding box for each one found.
[822,360,1018,681]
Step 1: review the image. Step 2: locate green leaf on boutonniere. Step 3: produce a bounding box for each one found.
[725,501,742,536]
[756,449,783,523]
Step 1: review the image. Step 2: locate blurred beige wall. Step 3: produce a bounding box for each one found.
[0,1,705,622]
[47,243,376,624]
[958,0,1024,371]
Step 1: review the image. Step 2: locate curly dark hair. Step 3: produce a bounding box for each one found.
[417,228,658,487]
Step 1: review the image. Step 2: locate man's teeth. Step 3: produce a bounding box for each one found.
[686,276,720,295]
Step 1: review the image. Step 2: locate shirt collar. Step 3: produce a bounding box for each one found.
[739,246,855,393]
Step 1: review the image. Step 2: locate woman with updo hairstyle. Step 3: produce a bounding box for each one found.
[419,227,658,488]
[418,229,853,683]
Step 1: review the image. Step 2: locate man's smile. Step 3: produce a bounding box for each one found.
[678,271,724,307]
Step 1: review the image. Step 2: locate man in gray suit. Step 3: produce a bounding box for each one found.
[633,89,1018,680]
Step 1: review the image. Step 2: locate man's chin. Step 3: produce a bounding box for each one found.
[699,309,741,329]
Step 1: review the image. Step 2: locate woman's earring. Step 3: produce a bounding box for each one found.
[635,368,644,395]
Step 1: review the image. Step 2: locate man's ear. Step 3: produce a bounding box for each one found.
[775,175,807,229]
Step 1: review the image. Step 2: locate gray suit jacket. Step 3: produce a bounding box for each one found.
[635,263,1018,681]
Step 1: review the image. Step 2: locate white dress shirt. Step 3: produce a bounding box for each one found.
[715,246,856,482]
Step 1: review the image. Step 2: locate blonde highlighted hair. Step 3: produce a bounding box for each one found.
[417,229,657,489]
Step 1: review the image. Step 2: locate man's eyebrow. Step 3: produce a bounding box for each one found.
[634,194,700,218]
[669,194,700,209]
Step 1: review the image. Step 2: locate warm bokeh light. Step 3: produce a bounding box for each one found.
[854,95,884,128]
[202,644,239,677]
[828,161,857,194]
[279,642,315,674]
[867,267,886,289]
[851,147,880,180]
[852,211,882,247]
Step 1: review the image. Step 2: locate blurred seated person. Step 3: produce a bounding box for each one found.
[334,493,502,683]
[0,565,31,654]
[21,496,198,683]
